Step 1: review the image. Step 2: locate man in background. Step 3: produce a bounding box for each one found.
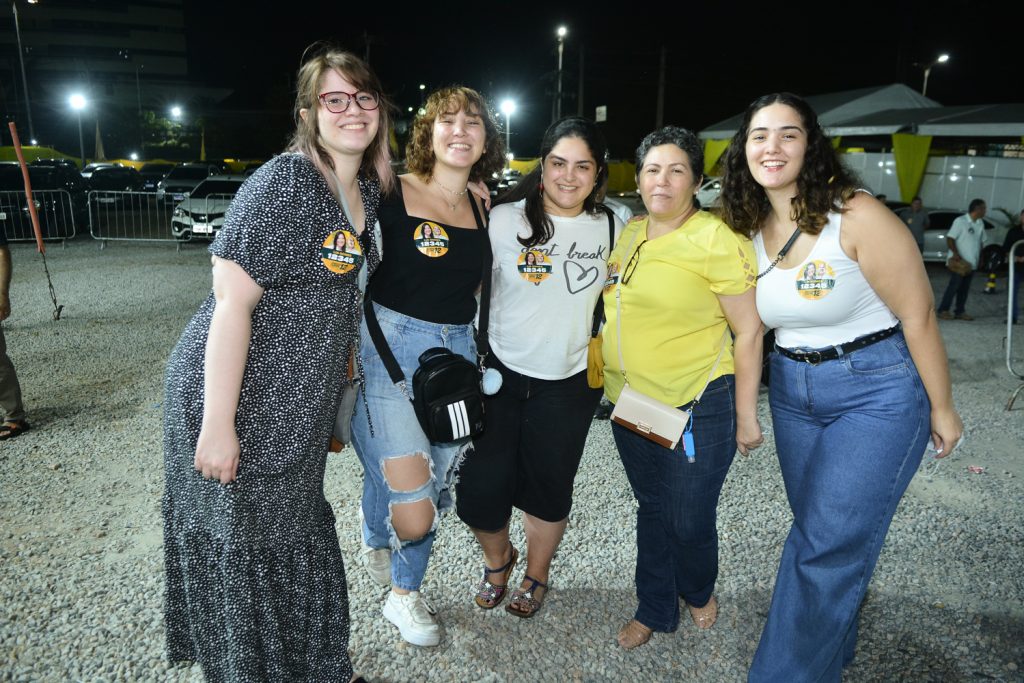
[937,199,988,321]
[899,196,931,253]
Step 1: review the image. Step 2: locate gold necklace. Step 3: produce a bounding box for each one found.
[432,176,467,211]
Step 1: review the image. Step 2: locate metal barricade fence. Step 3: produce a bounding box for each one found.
[87,191,239,247]
[88,191,179,246]
[0,189,78,243]
[1006,239,1024,410]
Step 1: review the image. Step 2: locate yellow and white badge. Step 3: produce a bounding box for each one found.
[517,249,553,286]
[795,259,836,300]
[320,229,363,274]
[415,222,449,257]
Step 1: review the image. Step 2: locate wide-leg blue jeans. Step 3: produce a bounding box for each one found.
[749,332,929,682]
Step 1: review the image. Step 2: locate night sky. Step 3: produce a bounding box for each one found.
[184,1,1022,159]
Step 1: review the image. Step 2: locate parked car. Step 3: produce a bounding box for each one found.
[0,163,89,237]
[922,208,1011,266]
[30,158,80,170]
[87,166,145,206]
[696,176,722,208]
[80,162,123,179]
[156,164,219,202]
[139,163,176,192]
[89,166,144,192]
[170,175,246,240]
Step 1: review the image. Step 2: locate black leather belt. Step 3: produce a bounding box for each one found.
[775,325,901,365]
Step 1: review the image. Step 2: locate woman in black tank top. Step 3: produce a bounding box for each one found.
[349,86,505,647]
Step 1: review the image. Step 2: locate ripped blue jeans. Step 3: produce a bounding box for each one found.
[350,303,476,591]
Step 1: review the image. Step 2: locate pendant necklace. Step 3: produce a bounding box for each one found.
[432,176,468,211]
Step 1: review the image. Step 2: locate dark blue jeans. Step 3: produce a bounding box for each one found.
[749,332,929,682]
[611,374,736,633]
[937,269,973,315]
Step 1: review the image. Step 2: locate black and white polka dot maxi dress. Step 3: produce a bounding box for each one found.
[162,153,380,681]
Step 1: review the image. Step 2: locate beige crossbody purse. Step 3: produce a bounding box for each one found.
[609,231,727,449]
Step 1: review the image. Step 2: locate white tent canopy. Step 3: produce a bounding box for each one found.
[699,84,940,140]
[825,104,1024,137]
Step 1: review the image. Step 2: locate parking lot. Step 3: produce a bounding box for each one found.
[0,240,1021,681]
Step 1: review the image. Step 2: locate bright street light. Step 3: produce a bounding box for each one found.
[500,99,516,158]
[170,105,183,119]
[921,53,950,97]
[69,93,87,169]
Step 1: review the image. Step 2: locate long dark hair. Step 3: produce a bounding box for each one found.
[720,92,859,238]
[496,117,609,248]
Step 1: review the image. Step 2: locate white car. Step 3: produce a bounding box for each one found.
[170,175,245,240]
[696,176,722,209]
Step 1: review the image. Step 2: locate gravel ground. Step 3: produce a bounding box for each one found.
[1,238,1021,683]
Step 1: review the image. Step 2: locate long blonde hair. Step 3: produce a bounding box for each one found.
[287,45,394,194]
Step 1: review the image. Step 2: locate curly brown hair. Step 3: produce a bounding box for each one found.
[287,43,395,194]
[720,92,859,239]
[404,86,506,184]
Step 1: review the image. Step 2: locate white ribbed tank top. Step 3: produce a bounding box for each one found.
[754,209,898,349]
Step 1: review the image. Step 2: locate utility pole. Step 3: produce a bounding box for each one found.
[577,44,585,117]
[655,46,666,129]
[11,0,35,141]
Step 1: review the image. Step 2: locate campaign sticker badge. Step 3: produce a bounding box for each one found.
[517,249,553,286]
[603,261,621,293]
[321,229,363,274]
[415,222,449,257]
[795,259,836,300]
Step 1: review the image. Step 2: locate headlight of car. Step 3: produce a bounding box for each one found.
[173,207,187,218]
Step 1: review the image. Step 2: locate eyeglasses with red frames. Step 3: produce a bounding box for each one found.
[318,90,380,114]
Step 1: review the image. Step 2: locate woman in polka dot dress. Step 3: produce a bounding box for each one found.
[161,47,392,682]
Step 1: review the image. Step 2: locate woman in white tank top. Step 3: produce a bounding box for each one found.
[720,92,963,683]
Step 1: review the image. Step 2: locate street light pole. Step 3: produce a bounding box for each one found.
[70,93,86,168]
[11,0,36,141]
[921,53,949,97]
[555,26,567,121]
[500,99,515,162]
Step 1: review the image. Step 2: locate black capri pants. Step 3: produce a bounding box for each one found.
[456,353,602,531]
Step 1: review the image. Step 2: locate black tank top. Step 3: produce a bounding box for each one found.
[370,181,485,324]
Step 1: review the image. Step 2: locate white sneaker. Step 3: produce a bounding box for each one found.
[357,507,391,587]
[359,539,391,587]
[382,590,442,646]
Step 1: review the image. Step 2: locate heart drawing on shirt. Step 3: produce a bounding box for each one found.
[564,261,599,294]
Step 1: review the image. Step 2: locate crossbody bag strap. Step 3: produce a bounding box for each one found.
[590,205,616,337]
[468,196,492,364]
[691,330,729,407]
[615,229,643,384]
[363,287,408,389]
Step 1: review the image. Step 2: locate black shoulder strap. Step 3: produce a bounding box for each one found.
[469,196,492,364]
[363,194,492,389]
[363,282,406,386]
[590,205,616,337]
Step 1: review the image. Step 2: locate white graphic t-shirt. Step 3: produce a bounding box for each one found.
[485,199,623,379]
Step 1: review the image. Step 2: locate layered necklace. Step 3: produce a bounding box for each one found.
[431,175,468,211]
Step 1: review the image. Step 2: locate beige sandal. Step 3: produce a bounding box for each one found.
[687,594,718,630]
[617,619,653,649]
